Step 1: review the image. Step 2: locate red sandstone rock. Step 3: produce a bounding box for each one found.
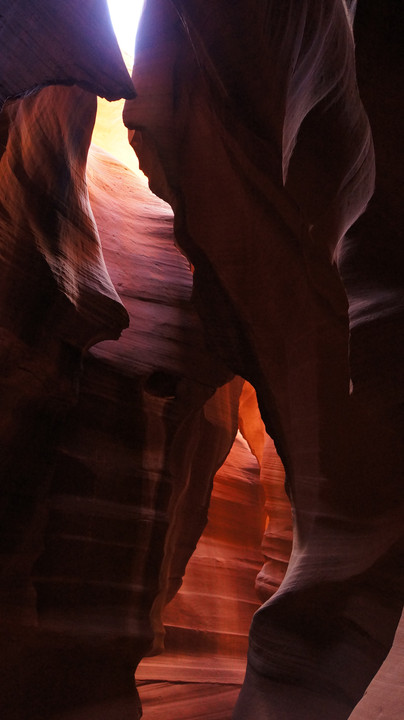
[238,382,292,602]
[138,681,241,720]
[349,611,404,719]
[160,431,265,661]
[1,133,240,717]
[0,1,403,718]
[0,83,131,718]
[254,435,292,603]
[124,2,403,718]
[0,84,128,633]
[0,0,135,109]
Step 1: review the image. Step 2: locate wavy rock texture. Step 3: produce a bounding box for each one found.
[349,611,404,720]
[141,431,265,672]
[2,3,265,719]
[238,382,292,602]
[344,2,404,716]
[0,83,128,631]
[0,12,134,687]
[0,83,132,718]
[84,142,240,654]
[124,1,403,718]
[0,0,135,109]
[0,0,403,718]
[138,682,242,720]
[136,382,292,719]
[1,108,242,716]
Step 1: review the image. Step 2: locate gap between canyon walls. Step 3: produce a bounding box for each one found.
[0,1,403,719]
[89,91,292,692]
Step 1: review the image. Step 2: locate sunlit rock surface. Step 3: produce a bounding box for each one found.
[238,382,292,602]
[0,83,128,630]
[137,431,265,682]
[344,2,404,716]
[0,81,132,717]
[91,52,140,175]
[1,91,240,715]
[349,611,404,720]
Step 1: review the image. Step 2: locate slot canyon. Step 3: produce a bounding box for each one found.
[0,1,403,718]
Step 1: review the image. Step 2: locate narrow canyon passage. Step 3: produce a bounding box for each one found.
[90,95,292,717]
[0,2,403,719]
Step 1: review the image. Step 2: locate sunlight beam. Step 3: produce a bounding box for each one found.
[107,0,144,58]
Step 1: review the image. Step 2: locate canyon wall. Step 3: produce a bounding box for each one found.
[0,74,243,715]
[124,1,404,718]
[0,1,403,719]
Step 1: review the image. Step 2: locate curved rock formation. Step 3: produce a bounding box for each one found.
[0,82,130,717]
[124,1,403,718]
[239,382,292,602]
[0,0,135,109]
[0,91,240,715]
[0,0,403,718]
[0,83,128,631]
[159,431,265,662]
[86,141,241,652]
[349,610,404,720]
[343,3,404,715]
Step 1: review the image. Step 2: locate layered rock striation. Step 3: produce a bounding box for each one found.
[0,0,135,109]
[0,1,403,719]
[0,3,241,716]
[0,79,243,716]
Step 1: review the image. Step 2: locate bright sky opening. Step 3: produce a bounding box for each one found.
[107,0,144,58]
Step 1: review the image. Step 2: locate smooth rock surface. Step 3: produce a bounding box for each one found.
[0,90,240,717]
[0,0,135,108]
[142,432,265,668]
[0,1,403,718]
[124,2,403,718]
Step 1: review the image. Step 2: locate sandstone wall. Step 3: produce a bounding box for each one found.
[0,1,403,718]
